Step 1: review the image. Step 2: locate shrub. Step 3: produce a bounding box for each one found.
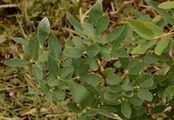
[5,1,174,119]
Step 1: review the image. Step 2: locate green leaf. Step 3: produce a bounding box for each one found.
[82,22,96,38]
[81,74,103,85]
[60,65,74,78]
[121,79,133,91]
[47,77,60,87]
[67,101,82,113]
[100,46,111,61]
[154,37,170,56]
[52,90,65,102]
[128,60,145,75]
[125,90,135,97]
[88,2,103,25]
[144,22,163,36]
[95,15,109,35]
[112,27,127,46]
[38,51,49,62]
[138,89,153,102]
[32,64,43,84]
[27,34,39,60]
[72,58,89,76]
[11,37,29,54]
[121,101,132,118]
[63,47,83,58]
[119,58,129,69]
[107,85,122,93]
[146,0,173,24]
[166,85,174,96]
[107,74,122,85]
[66,12,82,30]
[129,95,143,106]
[11,37,28,47]
[48,55,58,77]
[87,44,100,57]
[154,75,166,85]
[167,65,174,84]
[68,80,94,107]
[37,17,50,44]
[143,54,158,64]
[158,1,174,9]
[72,36,86,49]
[93,36,106,44]
[48,34,62,59]
[128,19,154,40]
[86,57,98,71]
[5,59,29,67]
[140,77,154,89]
[107,26,125,42]
[134,107,146,117]
[132,41,157,55]
[100,106,117,113]
[104,91,121,101]
[93,108,116,119]
[111,48,128,58]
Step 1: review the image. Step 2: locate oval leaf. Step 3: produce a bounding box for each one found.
[121,101,132,118]
[60,65,74,78]
[95,15,109,35]
[5,59,29,67]
[27,34,39,60]
[87,44,100,57]
[63,47,83,58]
[66,12,82,30]
[48,55,58,77]
[32,64,43,84]
[37,17,50,44]
[144,22,163,36]
[81,74,103,85]
[82,22,96,38]
[128,60,145,75]
[158,1,174,9]
[86,57,98,70]
[88,2,103,25]
[132,41,157,55]
[154,37,170,55]
[111,48,128,58]
[107,74,122,85]
[48,34,62,59]
[107,26,125,42]
[68,80,94,107]
[138,89,153,102]
[128,19,154,40]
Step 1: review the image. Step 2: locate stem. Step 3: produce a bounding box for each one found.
[0,4,18,9]
[77,0,83,12]
[154,32,174,39]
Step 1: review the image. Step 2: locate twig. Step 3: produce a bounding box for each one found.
[154,32,174,40]
[0,4,18,9]
[77,0,83,12]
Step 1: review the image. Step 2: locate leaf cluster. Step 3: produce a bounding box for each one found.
[5,1,174,119]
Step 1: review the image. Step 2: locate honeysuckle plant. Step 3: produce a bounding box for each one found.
[5,1,174,119]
